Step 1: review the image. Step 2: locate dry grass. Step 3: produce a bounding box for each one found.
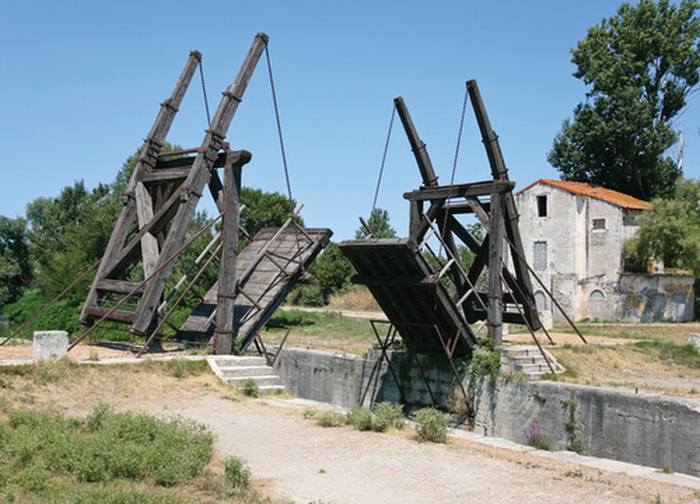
[328,286,381,312]
[526,323,700,396]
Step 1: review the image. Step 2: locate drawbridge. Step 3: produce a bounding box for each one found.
[340,82,542,361]
[178,225,331,349]
[72,33,331,355]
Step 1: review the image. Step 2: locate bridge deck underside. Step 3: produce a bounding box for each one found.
[339,238,477,357]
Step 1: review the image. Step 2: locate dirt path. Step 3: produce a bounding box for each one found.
[168,394,697,504]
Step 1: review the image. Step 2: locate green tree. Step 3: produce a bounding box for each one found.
[548,0,700,200]
[0,216,31,306]
[355,208,397,239]
[240,187,300,239]
[624,177,700,274]
[26,181,119,296]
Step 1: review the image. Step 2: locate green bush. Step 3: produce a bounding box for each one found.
[346,404,373,431]
[316,410,345,428]
[410,407,451,443]
[372,402,405,432]
[238,378,259,398]
[0,405,214,494]
[224,456,251,490]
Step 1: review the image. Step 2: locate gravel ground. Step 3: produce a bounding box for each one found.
[169,394,699,504]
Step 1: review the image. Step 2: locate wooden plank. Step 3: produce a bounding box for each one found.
[96,279,144,295]
[215,152,248,354]
[140,168,190,183]
[135,181,159,278]
[403,180,515,202]
[83,307,136,324]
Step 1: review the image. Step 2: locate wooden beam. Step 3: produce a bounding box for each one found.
[81,50,202,324]
[403,180,515,202]
[488,189,504,344]
[215,151,251,354]
[135,181,159,278]
[132,33,269,335]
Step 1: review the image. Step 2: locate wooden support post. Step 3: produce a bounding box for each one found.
[216,151,251,354]
[131,33,268,335]
[488,190,504,345]
[80,50,202,325]
[467,79,539,330]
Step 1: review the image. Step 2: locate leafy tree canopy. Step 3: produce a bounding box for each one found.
[625,177,700,274]
[549,0,700,200]
[355,208,397,239]
[0,216,31,306]
[240,187,300,239]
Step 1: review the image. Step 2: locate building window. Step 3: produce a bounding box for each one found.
[589,290,605,301]
[592,218,606,230]
[534,291,546,314]
[536,195,547,217]
[623,214,638,226]
[534,241,547,270]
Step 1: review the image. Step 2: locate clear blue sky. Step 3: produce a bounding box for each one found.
[2,0,699,241]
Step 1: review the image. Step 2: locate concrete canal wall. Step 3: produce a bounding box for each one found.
[273,346,700,477]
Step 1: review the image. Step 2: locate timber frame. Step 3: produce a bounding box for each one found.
[341,80,541,355]
[78,33,332,354]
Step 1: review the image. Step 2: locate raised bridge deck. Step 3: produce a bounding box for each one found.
[179,226,332,350]
[339,238,477,357]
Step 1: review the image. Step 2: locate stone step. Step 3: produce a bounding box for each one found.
[502,346,541,358]
[211,356,268,367]
[219,365,275,377]
[510,355,550,365]
[501,345,564,379]
[225,375,283,388]
[206,355,286,393]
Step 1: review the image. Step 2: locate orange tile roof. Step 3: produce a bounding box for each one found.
[517,179,648,211]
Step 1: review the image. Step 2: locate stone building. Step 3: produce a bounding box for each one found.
[515,179,694,324]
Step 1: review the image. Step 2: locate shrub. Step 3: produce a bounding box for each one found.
[224,456,251,490]
[1,405,214,491]
[238,378,259,398]
[410,407,450,443]
[346,404,373,431]
[372,402,405,432]
[316,410,345,428]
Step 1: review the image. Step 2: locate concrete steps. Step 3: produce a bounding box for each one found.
[207,355,285,393]
[501,345,564,380]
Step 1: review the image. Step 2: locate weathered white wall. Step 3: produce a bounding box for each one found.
[515,182,692,322]
[618,273,695,322]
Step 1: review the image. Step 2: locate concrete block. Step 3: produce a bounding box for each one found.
[33,330,68,361]
[688,334,700,350]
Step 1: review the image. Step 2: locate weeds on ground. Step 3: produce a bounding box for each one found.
[346,403,405,432]
[525,421,552,451]
[0,404,214,501]
[238,378,260,398]
[316,410,345,428]
[346,404,374,431]
[372,402,405,431]
[410,407,450,443]
[224,456,251,496]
